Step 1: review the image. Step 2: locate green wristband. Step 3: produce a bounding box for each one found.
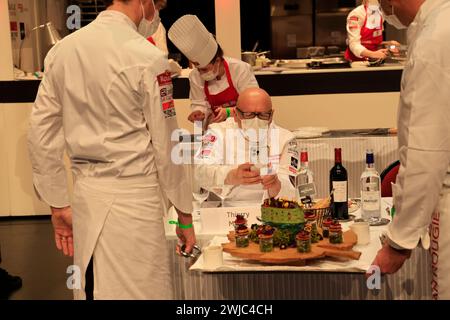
[226,108,231,118]
[169,220,193,229]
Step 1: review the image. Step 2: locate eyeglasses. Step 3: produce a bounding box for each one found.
[236,107,273,120]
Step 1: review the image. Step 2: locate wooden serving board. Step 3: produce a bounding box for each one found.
[222,230,361,265]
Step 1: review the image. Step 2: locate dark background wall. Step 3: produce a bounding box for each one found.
[240,0,272,52]
[162,0,216,67]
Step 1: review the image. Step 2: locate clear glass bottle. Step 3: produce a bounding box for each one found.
[297,148,316,202]
[360,150,381,224]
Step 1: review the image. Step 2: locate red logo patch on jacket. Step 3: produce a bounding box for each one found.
[157,71,176,118]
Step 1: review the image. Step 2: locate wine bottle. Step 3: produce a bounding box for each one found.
[330,148,349,220]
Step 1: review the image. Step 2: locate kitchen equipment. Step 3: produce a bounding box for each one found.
[242,52,257,66]
[277,59,310,69]
[252,41,259,52]
[308,57,350,69]
[307,46,326,57]
[297,47,310,59]
[327,46,341,55]
[242,51,271,66]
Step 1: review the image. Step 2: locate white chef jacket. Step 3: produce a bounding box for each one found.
[194,118,297,202]
[151,22,168,54]
[189,57,259,116]
[346,5,384,58]
[387,0,450,250]
[28,9,192,214]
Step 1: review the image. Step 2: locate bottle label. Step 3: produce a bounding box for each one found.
[299,183,316,198]
[362,191,380,211]
[332,181,347,202]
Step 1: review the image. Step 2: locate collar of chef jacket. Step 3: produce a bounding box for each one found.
[97,9,138,32]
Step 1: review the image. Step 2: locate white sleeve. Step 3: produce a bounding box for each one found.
[141,64,193,214]
[188,71,210,115]
[194,127,236,188]
[387,45,450,250]
[235,61,259,92]
[27,52,70,208]
[347,9,367,58]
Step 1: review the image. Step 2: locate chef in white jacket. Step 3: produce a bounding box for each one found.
[371,0,450,300]
[168,15,259,126]
[194,88,297,202]
[28,0,195,300]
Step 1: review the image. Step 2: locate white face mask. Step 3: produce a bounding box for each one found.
[200,69,217,81]
[199,62,218,81]
[138,1,161,38]
[382,5,407,29]
[241,118,270,131]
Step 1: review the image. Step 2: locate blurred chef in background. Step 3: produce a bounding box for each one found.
[168,15,259,126]
[345,0,398,61]
[194,88,297,203]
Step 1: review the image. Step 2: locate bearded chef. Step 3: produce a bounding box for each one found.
[28,0,195,300]
[345,0,395,61]
[194,88,298,202]
[168,15,259,126]
[369,0,450,300]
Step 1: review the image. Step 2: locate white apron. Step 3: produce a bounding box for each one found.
[430,168,450,300]
[72,175,172,300]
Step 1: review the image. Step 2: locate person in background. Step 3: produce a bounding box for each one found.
[168,15,259,126]
[344,0,397,61]
[28,0,195,299]
[370,0,450,300]
[147,0,168,53]
[194,88,297,202]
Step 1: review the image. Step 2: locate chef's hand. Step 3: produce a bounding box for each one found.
[175,209,196,256]
[367,242,411,277]
[225,163,262,186]
[369,49,388,60]
[261,174,281,198]
[209,108,228,124]
[51,206,74,257]
[188,110,205,122]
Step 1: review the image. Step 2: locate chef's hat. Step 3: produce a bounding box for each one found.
[168,15,218,68]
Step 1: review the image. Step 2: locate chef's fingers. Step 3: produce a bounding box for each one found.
[194,113,205,121]
[237,163,253,171]
[61,237,69,256]
[242,170,260,178]
[262,174,277,184]
[68,236,74,257]
[242,176,262,185]
[55,233,62,251]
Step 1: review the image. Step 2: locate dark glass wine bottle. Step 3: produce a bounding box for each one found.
[330,148,349,220]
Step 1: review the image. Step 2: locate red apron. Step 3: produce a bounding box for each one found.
[344,6,384,62]
[204,59,239,114]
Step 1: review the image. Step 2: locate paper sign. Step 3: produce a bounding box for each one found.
[200,206,261,235]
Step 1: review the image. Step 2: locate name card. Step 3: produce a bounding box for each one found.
[200,206,261,235]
